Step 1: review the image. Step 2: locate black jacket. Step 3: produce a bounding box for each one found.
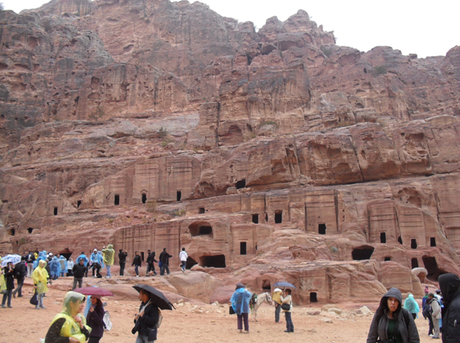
[133,301,159,337]
[159,251,172,266]
[439,273,460,343]
[14,262,27,279]
[26,253,35,263]
[3,267,15,290]
[146,252,157,264]
[118,251,127,263]
[132,255,142,267]
[73,263,87,278]
[87,303,105,338]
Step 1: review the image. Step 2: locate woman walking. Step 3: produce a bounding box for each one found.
[87,296,105,343]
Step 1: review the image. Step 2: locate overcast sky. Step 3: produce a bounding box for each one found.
[2,0,458,58]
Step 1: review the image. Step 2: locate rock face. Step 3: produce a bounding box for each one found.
[1,0,460,304]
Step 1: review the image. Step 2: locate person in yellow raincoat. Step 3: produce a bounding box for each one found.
[0,257,6,295]
[102,244,115,278]
[45,291,91,343]
[32,259,49,309]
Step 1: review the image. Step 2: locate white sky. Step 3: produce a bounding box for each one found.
[2,0,458,58]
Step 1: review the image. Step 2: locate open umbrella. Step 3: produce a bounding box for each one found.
[1,254,21,267]
[74,286,114,297]
[273,281,297,289]
[133,284,175,310]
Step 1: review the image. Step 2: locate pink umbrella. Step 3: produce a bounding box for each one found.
[74,286,114,297]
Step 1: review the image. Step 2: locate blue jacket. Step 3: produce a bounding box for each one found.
[230,288,252,315]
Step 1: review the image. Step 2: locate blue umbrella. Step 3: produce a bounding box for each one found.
[273,281,296,289]
[1,254,21,267]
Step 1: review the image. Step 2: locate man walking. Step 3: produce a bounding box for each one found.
[76,251,89,277]
[146,250,157,276]
[132,251,142,277]
[179,247,188,272]
[159,248,172,275]
[25,251,35,277]
[118,249,127,276]
[12,257,27,298]
[72,258,87,290]
[428,293,441,339]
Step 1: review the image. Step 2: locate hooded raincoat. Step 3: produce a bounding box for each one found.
[102,244,115,266]
[403,294,420,317]
[45,291,91,343]
[438,273,460,343]
[32,260,49,294]
[49,256,61,278]
[366,287,419,343]
[230,285,252,315]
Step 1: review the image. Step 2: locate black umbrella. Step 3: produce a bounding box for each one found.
[133,284,175,310]
[273,281,297,289]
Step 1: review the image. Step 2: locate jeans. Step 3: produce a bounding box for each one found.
[37,293,45,308]
[284,312,294,332]
[275,303,281,322]
[2,289,12,307]
[146,263,156,275]
[73,278,83,290]
[134,265,139,276]
[160,264,170,275]
[119,262,125,276]
[237,313,249,331]
[106,265,111,277]
[92,264,101,277]
[135,334,155,343]
[27,264,34,277]
[13,277,24,297]
[180,261,186,272]
[60,271,65,277]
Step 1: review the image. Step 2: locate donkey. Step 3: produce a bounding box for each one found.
[250,292,272,322]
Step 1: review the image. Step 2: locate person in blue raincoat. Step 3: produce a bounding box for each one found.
[90,249,102,278]
[58,255,67,277]
[230,283,252,333]
[403,293,420,320]
[49,256,61,280]
[33,251,47,269]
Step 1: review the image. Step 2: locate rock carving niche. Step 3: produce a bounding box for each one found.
[318,223,326,235]
[252,214,259,224]
[240,242,247,255]
[411,239,417,249]
[310,292,318,303]
[380,232,386,243]
[77,200,82,208]
[177,191,182,201]
[422,256,447,281]
[27,228,33,234]
[384,256,391,261]
[306,193,337,233]
[411,258,419,268]
[189,221,213,237]
[114,194,120,205]
[199,255,226,268]
[275,210,282,224]
[352,245,375,260]
[53,207,58,215]
[198,207,205,214]
[430,237,436,247]
[141,193,147,204]
[235,179,246,189]
[262,280,271,291]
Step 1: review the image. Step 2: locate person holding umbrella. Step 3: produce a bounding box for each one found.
[86,295,105,343]
[281,289,294,333]
[132,284,175,342]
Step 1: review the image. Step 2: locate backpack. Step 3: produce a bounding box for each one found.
[156,308,163,328]
[422,302,432,318]
[103,310,112,331]
[14,263,27,278]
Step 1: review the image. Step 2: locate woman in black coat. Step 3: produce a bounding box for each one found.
[86,296,105,343]
[438,273,460,343]
[1,262,15,308]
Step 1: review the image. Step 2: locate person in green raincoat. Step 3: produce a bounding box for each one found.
[44,291,91,343]
[102,244,115,278]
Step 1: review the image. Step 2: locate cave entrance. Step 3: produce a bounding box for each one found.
[262,280,271,291]
[430,237,436,247]
[275,211,282,224]
[53,207,58,215]
[411,239,417,249]
[114,194,120,205]
[398,236,403,245]
[310,292,318,303]
[384,256,391,261]
[422,256,447,281]
[235,179,246,189]
[411,258,419,268]
[27,228,33,234]
[142,193,147,204]
[252,214,259,224]
[352,245,375,260]
[240,242,247,255]
[319,223,326,235]
[199,255,226,268]
[189,222,213,237]
[199,207,205,214]
[177,191,182,201]
[77,200,82,208]
[380,232,386,243]
[186,257,198,270]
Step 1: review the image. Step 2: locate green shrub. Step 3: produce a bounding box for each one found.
[373,65,387,75]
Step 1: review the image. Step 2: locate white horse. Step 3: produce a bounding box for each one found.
[250,292,272,322]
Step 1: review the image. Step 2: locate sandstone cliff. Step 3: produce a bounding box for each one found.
[1,0,459,304]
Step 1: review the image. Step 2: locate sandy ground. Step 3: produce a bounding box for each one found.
[0,276,435,343]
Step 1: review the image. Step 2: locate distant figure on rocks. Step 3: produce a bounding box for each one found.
[404,293,420,319]
[159,248,172,275]
[366,287,419,343]
[230,283,252,333]
[132,251,142,277]
[102,244,115,278]
[179,248,188,272]
[438,273,460,343]
[72,258,87,290]
[118,249,127,276]
[146,250,157,276]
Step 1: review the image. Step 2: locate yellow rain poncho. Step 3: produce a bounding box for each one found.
[102,244,115,266]
[48,291,91,343]
[0,257,6,294]
[32,260,49,294]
